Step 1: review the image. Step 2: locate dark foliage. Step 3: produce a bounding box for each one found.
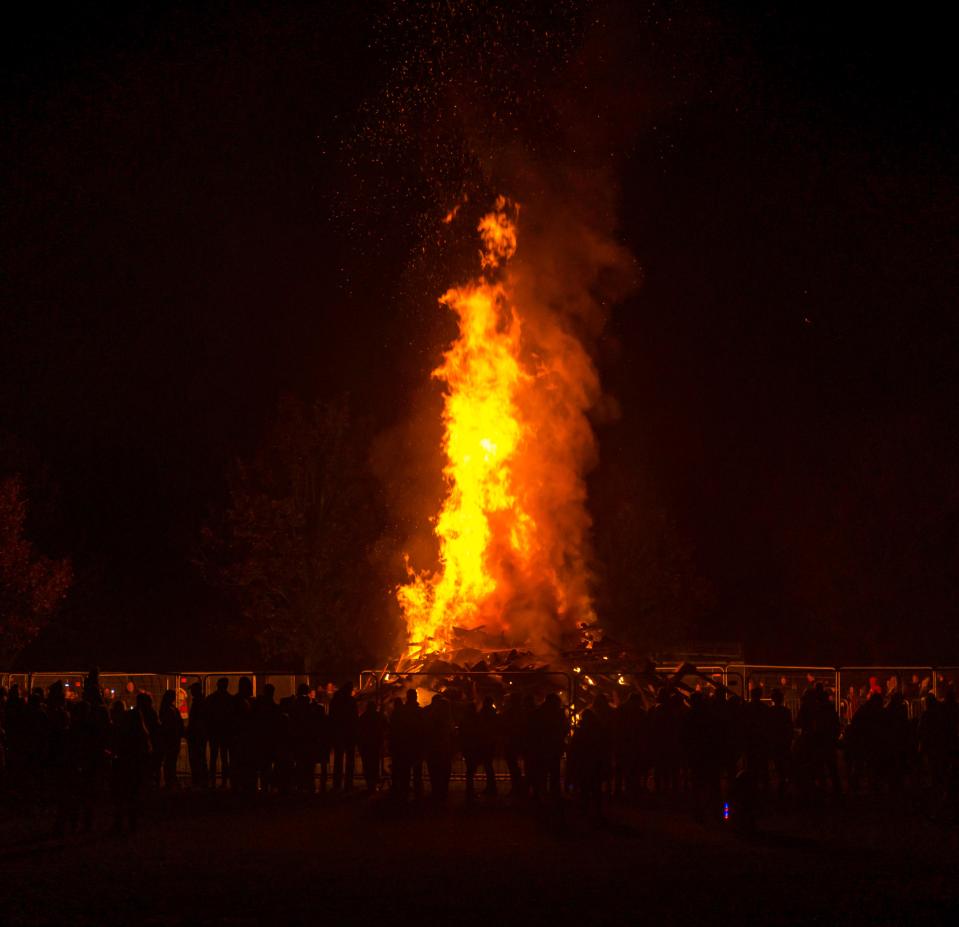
[199,395,394,672]
[0,475,73,667]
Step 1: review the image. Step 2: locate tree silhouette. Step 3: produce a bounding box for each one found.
[591,461,714,654]
[0,475,73,667]
[200,396,390,672]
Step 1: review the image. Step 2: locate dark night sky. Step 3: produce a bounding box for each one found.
[1,1,956,665]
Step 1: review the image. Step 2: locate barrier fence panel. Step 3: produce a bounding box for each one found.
[26,671,177,706]
[198,671,257,697]
[838,666,936,720]
[27,671,91,701]
[0,672,30,692]
[110,673,175,708]
[260,674,301,701]
[726,665,839,719]
[936,667,959,695]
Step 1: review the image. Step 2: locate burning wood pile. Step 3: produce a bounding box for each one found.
[365,623,565,706]
[364,620,730,714]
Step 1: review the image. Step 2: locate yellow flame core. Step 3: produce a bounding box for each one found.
[399,199,531,650]
[398,195,598,656]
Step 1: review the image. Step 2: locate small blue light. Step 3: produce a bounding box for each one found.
[723,802,730,821]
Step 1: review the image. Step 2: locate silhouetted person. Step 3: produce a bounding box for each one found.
[613,691,647,800]
[795,687,818,796]
[356,700,385,794]
[716,691,742,786]
[742,687,771,788]
[82,668,105,709]
[206,677,234,788]
[408,690,427,798]
[81,670,112,797]
[316,689,332,793]
[847,691,884,791]
[48,682,77,836]
[477,696,499,796]
[459,701,481,801]
[291,683,320,793]
[187,682,208,788]
[591,694,616,795]
[329,681,358,792]
[232,676,257,793]
[818,688,842,797]
[500,692,527,796]
[252,683,280,791]
[136,692,161,787]
[530,693,566,799]
[651,687,684,793]
[157,690,184,790]
[109,700,150,833]
[21,688,48,801]
[390,690,423,800]
[885,691,911,792]
[425,694,454,802]
[273,694,296,793]
[768,688,793,798]
[3,685,25,793]
[6,685,45,800]
[72,698,105,833]
[942,687,959,746]
[918,693,949,809]
[568,708,609,820]
[796,685,841,800]
[388,696,410,798]
[683,691,721,822]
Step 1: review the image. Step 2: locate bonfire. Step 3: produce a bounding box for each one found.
[362,198,722,710]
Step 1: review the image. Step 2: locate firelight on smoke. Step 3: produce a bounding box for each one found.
[398,196,603,656]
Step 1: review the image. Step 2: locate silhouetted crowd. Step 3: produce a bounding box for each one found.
[2,671,958,835]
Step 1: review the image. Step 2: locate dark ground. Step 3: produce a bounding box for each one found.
[1,788,957,926]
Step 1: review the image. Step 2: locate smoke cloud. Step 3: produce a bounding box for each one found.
[361,3,645,656]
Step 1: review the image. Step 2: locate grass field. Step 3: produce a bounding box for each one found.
[1,787,957,925]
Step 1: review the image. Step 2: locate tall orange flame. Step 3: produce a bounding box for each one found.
[398,196,597,655]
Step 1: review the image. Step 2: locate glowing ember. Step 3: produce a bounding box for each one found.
[398,196,601,656]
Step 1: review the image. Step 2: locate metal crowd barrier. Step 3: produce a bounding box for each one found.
[6,662,958,790]
[727,665,838,719]
[937,667,959,695]
[0,670,305,700]
[838,666,937,721]
[359,668,574,710]
[5,663,958,730]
